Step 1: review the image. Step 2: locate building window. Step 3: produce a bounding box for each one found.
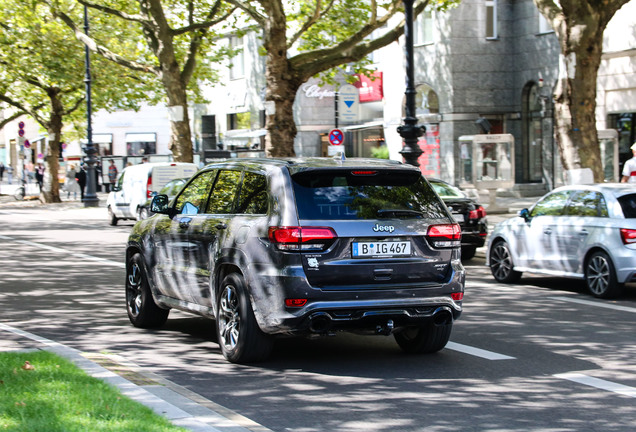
[414,84,439,117]
[227,112,251,130]
[414,10,433,45]
[125,133,157,157]
[230,36,244,80]
[486,0,497,39]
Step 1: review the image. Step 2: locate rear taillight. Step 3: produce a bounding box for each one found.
[146,174,152,199]
[285,298,308,307]
[620,228,636,245]
[468,205,487,220]
[268,226,337,251]
[451,292,464,301]
[426,224,461,248]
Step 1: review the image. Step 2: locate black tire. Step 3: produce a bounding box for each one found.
[489,240,522,283]
[14,186,25,201]
[461,246,477,261]
[585,251,623,299]
[216,273,273,363]
[126,253,169,327]
[394,322,452,354]
[108,206,119,226]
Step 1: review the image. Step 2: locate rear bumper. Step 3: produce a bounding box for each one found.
[249,259,465,334]
[293,298,461,335]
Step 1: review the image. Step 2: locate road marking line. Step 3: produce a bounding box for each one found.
[551,296,636,313]
[555,372,636,398]
[446,342,515,360]
[0,234,125,268]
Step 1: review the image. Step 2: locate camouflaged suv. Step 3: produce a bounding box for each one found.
[125,157,465,363]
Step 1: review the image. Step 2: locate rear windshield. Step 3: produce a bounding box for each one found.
[292,169,447,220]
[618,193,636,218]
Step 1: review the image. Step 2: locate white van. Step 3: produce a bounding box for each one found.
[107,162,198,225]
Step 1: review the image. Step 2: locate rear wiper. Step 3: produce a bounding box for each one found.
[376,209,423,218]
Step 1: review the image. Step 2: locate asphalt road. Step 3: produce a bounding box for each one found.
[2,203,636,432]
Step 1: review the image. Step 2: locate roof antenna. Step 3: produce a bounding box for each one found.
[332,149,346,162]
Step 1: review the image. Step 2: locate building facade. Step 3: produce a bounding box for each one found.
[2,0,634,194]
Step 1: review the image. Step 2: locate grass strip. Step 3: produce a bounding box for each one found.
[0,351,188,432]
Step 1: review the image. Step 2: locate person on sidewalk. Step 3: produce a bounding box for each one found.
[0,162,5,182]
[621,142,636,183]
[35,163,45,191]
[76,164,87,202]
[7,165,13,184]
[107,159,118,193]
[65,164,80,200]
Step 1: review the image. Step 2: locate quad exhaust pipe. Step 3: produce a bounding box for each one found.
[432,306,453,326]
[308,312,332,333]
[308,307,454,334]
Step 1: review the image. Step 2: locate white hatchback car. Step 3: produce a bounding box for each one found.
[487,184,636,298]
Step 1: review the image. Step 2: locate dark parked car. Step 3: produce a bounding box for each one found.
[487,184,636,299]
[429,178,488,260]
[138,177,189,219]
[125,157,465,363]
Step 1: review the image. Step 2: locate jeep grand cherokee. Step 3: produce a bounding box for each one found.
[125,157,465,363]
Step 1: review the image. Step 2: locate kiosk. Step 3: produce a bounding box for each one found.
[472,134,515,213]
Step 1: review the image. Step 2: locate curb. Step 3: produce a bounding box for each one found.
[0,322,270,432]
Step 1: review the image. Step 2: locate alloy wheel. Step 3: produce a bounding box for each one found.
[491,243,513,280]
[126,262,142,318]
[587,255,610,296]
[218,285,241,350]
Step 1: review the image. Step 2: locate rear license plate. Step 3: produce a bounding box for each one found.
[352,241,411,257]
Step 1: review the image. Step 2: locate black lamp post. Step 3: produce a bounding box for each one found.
[83,5,98,207]
[397,0,424,167]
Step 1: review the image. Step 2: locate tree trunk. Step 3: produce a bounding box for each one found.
[40,98,64,203]
[262,3,302,158]
[553,35,604,182]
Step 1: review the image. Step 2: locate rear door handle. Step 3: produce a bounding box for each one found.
[543,228,552,235]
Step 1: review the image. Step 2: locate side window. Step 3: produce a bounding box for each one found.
[566,191,606,217]
[530,191,570,217]
[206,170,242,214]
[175,170,216,215]
[618,193,636,218]
[237,172,268,215]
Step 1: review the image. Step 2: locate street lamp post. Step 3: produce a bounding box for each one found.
[398,0,424,167]
[83,5,98,207]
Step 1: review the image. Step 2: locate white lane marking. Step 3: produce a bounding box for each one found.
[551,296,636,314]
[555,373,636,398]
[446,342,515,360]
[0,234,125,268]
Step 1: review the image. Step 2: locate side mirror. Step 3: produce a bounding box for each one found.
[111,185,121,192]
[518,208,530,221]
[150,194,171,215]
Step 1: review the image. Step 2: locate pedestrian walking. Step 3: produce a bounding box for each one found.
[65,164,80,200]
[0,162,5,182]
[76,164,87,202]
[107,159,118,192]
[35,163,45,191]
[621,142,636,183]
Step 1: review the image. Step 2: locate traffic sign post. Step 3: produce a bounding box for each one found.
[328,128,344,146]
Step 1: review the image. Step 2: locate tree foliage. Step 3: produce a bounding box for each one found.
[47,0,238,163]
[227,0,459,157]
[534,0,632,182]
[0,0,158,202]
